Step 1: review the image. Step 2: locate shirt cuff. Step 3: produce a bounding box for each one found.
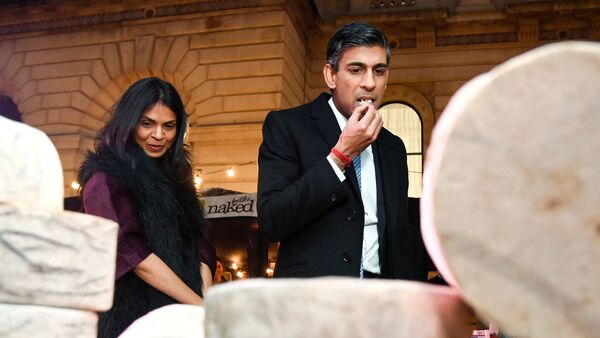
[327,154,346,182]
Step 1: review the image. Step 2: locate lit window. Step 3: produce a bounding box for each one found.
[379,102,422,197]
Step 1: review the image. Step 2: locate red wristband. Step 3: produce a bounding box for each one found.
[331,147,352,168]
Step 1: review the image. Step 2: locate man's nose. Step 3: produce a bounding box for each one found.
[361,70,376,90]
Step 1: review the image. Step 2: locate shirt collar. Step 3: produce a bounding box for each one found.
[328,97,348,131]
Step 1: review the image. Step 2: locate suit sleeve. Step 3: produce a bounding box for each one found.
[257,111,350,242]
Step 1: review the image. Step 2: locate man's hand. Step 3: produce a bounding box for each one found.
[333,103,383,161]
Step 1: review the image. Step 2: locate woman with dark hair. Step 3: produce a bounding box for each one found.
[78,77,204,338]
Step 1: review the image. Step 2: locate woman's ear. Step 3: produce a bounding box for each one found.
[323,64,337,90]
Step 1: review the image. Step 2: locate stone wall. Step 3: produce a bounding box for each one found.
[305,1,600,156]
[0,0,598,195]
[0,2,305,195]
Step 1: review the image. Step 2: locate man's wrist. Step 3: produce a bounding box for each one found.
[329,153,347,171]
[330,147,352,169]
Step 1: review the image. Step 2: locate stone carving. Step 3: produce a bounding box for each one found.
[421,41,600,337]
[0,0,260,36]
[0,116,118,337]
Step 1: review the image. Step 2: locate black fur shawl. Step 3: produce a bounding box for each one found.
[78,146,204,338]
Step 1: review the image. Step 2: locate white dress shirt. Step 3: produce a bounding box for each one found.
[326,98,380,274]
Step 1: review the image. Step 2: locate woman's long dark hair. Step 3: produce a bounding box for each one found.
[95,77,192,180]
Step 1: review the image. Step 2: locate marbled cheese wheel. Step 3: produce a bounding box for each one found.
[205,278,472,338]
[421,41,600,338]
[0,205,118,311]
[120,304,205,338]
[0,116,64,212]
[0,303,98,338]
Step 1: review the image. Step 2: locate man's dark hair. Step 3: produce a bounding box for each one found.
[326,22,390,72]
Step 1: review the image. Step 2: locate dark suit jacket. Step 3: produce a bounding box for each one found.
[258,93,425,280]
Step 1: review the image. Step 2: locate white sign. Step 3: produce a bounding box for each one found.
[200,193,257,219]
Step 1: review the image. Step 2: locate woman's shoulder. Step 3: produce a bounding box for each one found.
[84,171,125,195]
[82,170,137,216]
[87,171,115,187]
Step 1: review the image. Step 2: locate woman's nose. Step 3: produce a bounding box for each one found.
[152,127,165,140]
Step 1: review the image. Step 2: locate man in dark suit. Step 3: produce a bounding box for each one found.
[258,22,425,280]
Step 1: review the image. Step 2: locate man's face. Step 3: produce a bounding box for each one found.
[324,45,389,118]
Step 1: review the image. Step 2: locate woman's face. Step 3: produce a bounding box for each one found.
[134,103,177,158]
[215,260,224,277]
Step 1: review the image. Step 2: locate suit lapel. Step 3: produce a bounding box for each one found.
[311,94,341,149]
[311,94,361,195]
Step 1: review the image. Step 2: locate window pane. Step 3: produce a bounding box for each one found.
[407,154,422,198]
[379,103,422,154]
[379,103,422,197]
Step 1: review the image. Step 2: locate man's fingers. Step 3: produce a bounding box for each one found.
[349,104,370,122]
[373,118,384,139]
[356,104,377,126]
[365,111,383,139]
[339,104,381,157]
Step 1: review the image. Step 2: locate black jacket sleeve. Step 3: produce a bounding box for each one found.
[257,110,350,242]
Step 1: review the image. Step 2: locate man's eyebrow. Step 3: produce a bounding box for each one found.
[346,61,367,67]
[345,61,388,68]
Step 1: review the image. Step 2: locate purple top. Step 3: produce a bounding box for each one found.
[83,171,215,280]
[83,171,152,279]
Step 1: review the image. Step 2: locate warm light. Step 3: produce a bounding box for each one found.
[230,262,239,270]
[236,270,245,279]
[193,169,202,190]
[71,180,80,190]
[266,261,276,277]
[226,167,234,177]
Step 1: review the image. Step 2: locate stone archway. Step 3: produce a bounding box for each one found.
[1,7,294,195]
[383,84,434,155]
[0,33,206,196]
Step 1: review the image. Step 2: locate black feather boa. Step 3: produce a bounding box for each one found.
[78,146,204,338]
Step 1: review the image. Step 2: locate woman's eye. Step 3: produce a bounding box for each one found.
[164,124,176,130]
[141,121,152,127]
